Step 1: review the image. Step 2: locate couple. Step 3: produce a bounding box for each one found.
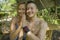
[10,1,48,40]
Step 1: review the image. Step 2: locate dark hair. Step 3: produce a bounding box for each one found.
[18,2,25,5]
[17,2,25,8]
[26,1,37,8]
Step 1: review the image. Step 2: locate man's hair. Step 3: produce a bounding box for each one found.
[26,1,37,8]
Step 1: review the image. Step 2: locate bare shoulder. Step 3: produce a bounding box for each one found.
[38,18,48,29]
[11,17,17,24]
[40,19,47,24]
[36,18,46,24]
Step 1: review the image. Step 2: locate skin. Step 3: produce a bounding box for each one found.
[25,3,48,40]
[17,4,25,17]
[10,4,25,40]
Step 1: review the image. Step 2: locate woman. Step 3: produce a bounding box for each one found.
[23,1,49,40]
[10,2,26,40]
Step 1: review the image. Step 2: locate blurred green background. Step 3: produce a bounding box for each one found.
[0,0,60,40]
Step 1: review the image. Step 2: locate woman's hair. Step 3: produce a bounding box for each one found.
[17,2,25,8]
[16,2,25,16]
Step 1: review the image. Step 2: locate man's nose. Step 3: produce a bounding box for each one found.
[19,9,24,12]
[27,9,31,12]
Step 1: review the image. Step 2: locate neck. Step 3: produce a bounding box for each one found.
[17,14,26,22]
[27,15,37,22]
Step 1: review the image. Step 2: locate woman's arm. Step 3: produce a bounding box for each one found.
[10,18,22,40]
[19,29,23,40]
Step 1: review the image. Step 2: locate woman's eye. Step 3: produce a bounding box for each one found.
[18,9,21,11]
[22,8,25,10]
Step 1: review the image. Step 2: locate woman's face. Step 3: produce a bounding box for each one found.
[26,3,38,17]
[17,4,25,16]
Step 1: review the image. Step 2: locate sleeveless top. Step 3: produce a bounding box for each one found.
[15,24,27,40]
[15,24,19,40]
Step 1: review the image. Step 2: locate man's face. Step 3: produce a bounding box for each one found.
[26,3,38,17]
[17,4,25,16]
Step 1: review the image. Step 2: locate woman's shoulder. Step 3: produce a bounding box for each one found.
[11,17,17,23]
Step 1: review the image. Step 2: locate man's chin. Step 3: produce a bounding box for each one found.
[19,14,23,16]
[28,15,33,18]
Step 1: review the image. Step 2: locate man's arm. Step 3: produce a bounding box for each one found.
[27,31,40,40]
[23,26,40,40]
[23,20,48,40]
[38,21,48,40]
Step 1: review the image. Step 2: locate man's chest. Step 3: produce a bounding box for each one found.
[26,20,41,35]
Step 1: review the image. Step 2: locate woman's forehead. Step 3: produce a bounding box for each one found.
[18,4,25,8]
[19,4,25,7]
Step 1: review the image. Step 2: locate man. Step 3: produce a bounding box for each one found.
[23,1,49,40]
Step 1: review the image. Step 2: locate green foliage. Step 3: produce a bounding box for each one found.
[0,0,17,19]
[0,0,60,39]
[38,8,60,25]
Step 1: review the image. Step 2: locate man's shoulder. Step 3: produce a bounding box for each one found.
[36,18,49,30]
[36,18,46,24]
[39,18,49,29]
[39,18,47,23]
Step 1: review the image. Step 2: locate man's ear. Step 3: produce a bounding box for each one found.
[36,9,38,13]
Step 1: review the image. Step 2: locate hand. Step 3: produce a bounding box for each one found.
[19,29,23,38]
